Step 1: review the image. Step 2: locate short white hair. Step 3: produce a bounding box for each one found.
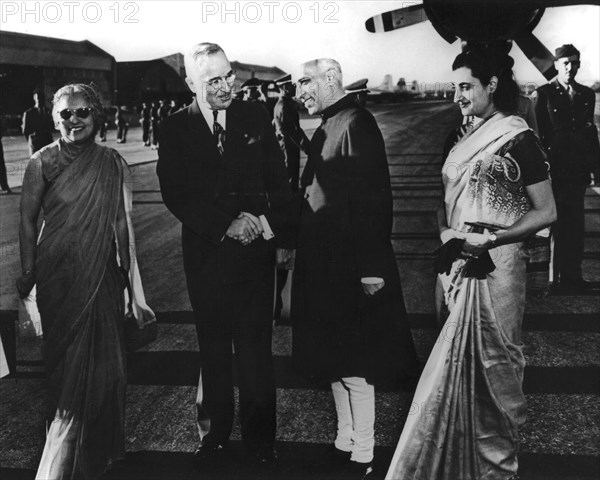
[302,58,343,86]
[184,42,225,77]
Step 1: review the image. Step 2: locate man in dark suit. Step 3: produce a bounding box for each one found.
[21,90,53,156]
[291,58,417,480]
[534,44,600,291]
[157,42,291,467]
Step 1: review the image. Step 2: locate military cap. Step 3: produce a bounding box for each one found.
[345,78,369,94]
[275,73,292,86]
[554,44,580,60]
[241,77,263,90]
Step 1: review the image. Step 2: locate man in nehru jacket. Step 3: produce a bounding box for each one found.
[291,58,417,479]
[534,44,600,291]
[157,42,292,468]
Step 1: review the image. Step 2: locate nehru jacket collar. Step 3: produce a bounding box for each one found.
[320,93,354,121]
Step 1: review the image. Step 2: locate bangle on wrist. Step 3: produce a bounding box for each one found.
[22,269,35,276]
[488,232,498,248]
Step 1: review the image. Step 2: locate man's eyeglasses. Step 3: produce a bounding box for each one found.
[205,71,236,91]
[58,108,93,120]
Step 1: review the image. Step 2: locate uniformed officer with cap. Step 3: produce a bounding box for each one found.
[272,73,310,321]
[534,44,600,291]
[345,78,370,107]
[241,77,271,116]
[242,77,265,102]
[273,73,309,191]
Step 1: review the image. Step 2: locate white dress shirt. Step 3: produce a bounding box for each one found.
[197,99,227,131]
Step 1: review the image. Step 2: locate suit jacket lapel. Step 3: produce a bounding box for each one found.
[185,99,222,160]
[224,100,244,160]
[184,99,226,193]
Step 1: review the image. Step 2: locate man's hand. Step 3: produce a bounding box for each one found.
[460,230,504,259]
[226,212,264,246]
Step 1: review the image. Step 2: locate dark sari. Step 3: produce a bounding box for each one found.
[34,138,127,480]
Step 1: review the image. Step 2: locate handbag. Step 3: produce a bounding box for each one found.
[123,269,157,352]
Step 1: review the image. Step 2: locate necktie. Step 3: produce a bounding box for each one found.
[212,110,225,156]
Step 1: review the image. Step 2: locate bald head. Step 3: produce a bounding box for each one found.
[295,58,345,115]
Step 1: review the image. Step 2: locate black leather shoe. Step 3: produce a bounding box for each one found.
[309,445,351,475]
[328,445,351,465]
[342,460,373,479]
[193,443,227,469]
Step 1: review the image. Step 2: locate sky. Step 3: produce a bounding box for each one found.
[1,1,599,88]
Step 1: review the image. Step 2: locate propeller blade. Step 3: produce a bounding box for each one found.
[365,4,427,33]
[514,32,557,81]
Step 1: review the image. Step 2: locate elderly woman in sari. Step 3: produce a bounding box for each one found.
[17,83,131,480]
[386,49,556,480]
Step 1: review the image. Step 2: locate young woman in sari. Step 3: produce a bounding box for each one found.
[385,49,557,480]
[17,83,131,480]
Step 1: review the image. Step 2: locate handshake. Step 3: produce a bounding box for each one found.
[226,212,267,246]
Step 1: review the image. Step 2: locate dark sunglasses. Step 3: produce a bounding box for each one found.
[58,107,93,120]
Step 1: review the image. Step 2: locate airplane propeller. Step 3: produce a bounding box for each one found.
[365,0,597,81]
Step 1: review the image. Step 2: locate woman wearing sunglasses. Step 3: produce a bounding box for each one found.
[17,83,131,480]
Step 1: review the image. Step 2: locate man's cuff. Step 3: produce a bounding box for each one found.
[361,277,383,285]
[259,215,275,240]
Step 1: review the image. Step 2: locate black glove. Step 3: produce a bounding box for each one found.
[433,238,496,279]
[433,238,465,275]
[463,251,496,279]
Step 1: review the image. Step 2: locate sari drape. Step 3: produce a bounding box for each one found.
[386,114,530,480]
[35,139,127,480]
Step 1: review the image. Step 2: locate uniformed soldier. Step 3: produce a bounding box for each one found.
[140,101,151,146]
[345,78,370,107]
[21,90,54,156]
[272,73,310,321]
[151,100,160,150]
[241,78,271,117]
[158,99,170,122]
[168,99,180,116]
[242,77,263,101]
[534,44,600,291]
[115,106,129,144]
[273,73,309,192]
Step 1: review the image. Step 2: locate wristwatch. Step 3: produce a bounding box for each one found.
[488,232,498,247]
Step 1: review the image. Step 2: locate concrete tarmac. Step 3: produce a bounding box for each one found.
[1,102,599,479]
